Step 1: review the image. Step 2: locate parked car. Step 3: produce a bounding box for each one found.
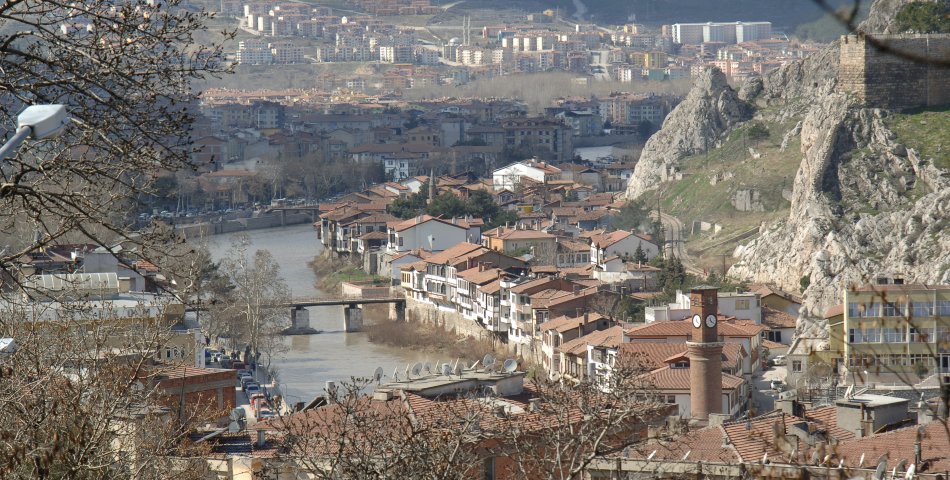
[770,379,784,391]
[772,355,787,366]
[245,384,261,397]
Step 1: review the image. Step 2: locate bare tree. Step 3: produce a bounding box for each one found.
[0,0,231,275]
[215,236,290,373]
[270,358,668,480]
[0,297,217,479]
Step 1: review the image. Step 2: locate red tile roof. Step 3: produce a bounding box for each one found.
[626,319,759,339]
[557,326,623,355]
[762,306,797,329]
[640,365,744,391]
[391,214,468,232]
[802,405,854,442]
[834,420,950,472]
[539,312,605,334]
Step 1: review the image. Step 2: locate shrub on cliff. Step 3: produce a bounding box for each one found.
[896,0,950,33]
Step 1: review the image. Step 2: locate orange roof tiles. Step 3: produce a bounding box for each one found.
[640,365,744,391]
[539,312,605,334]
[626,319,759,339]
[834,420,950,471]
[762,306,797,329]
[557,326,623,355]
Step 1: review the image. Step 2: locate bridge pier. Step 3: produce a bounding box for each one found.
[280,209,287,227]
[291,306,310,330]
[343,303,363,332]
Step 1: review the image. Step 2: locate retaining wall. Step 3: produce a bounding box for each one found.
[175,212,313,238]
[403,297,493,340]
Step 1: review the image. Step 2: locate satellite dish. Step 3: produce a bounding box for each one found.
[454,362,464,377]
[483,354,495,371]
[503,358,518,373]
[392,367,400,382]
[423,362,432,374]
[411,362,423,377]
[373,366,384,384]
[441,363,452,376]
[468,360,479,370]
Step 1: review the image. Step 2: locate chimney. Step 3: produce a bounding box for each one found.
[325,381,337,403]
[494,406,507,418]
[256,429,266,448]
[528,398,541,412]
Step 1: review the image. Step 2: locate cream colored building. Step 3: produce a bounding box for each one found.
[839,283,950,379]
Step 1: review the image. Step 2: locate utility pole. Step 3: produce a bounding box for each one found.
[720,253,728,282]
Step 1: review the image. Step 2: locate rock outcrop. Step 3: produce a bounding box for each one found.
[729,0,950,330]
[626,0,949,333]
[624,68,752,198]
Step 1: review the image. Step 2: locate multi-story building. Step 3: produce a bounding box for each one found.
[379,45,413,63]
[499,117,573,163]
[672,21,771,45]
[269,41,304,63]
[236,39,273,65]
[838,283,950,379]
[598,93,677,127]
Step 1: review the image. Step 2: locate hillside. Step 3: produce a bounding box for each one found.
[625,0,950,331]
[501,0,856,29]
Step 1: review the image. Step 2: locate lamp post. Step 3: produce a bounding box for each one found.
[0,105,70,161]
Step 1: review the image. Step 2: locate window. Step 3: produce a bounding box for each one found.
[883,327,906,343]
[938,300,950,316]
[910,327,934,343]
[792,360,802,373]
[910,354,935,367]
[764,330,782,343]
[735,299,750,310]
[398,237,404,247]
[883,302,904,317]
[912,302,934,318]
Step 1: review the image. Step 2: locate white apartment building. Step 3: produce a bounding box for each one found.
[492,159,561,191]
[236,39,273,65]
[671,21,772,45]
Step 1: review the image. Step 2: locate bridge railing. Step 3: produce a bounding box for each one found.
[286,288,405,305]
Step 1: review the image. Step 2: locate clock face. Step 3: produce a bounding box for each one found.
[705,314,717,328]
[692,314,702,328]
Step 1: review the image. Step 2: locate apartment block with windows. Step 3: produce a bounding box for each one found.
[840,283,950,378]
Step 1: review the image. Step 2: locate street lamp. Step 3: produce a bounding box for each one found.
[0,105,70,161]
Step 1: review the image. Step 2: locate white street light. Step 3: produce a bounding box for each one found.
[0,105,70,161]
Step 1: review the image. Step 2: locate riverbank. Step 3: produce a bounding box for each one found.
[365,319,507,366]
[309,252,388,292]
[176,211,314,239]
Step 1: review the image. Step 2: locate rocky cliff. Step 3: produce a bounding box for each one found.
[625,68,752,198]
[626,0,950,333]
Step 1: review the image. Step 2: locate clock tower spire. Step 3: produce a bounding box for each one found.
[687,285,722,423]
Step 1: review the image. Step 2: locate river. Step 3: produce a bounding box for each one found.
[204,224,426,405]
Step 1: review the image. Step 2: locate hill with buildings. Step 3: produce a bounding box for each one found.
[626,0,950,330]
[532,0,856,29]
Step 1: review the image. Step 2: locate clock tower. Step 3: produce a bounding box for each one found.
[687,285,722,422]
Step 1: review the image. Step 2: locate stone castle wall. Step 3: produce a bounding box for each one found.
[839,34,950,110]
